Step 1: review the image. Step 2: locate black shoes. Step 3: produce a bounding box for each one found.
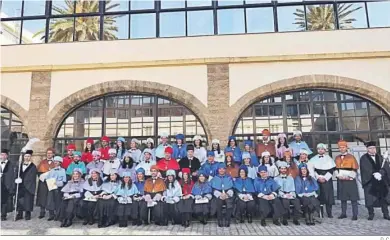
[218,219,223,227]
[273,219,281,226]
[260,219,266,227]
[338,214,347,219]
[82,219,89,225]
[38,212,45,219]
[247,214,252,223]
[351,216,358,221]
[282,218,288,226]
[15,212,23,221]
[25,212,31,221]
[368,214,374,220]
[1,215,6,221]
[47,211,55,221]
[293,219,300,225]
[61,219,72,228]
[384,215,390,220]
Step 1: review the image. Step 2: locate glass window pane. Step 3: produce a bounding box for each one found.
[104,15,129,40]
[342,117,356,131]
[23,0,46,16]
[367,1,390,28]
[269,105,283,116]
[326,103,338,117]
[356,116,369,130]
[299,104,310,117]
[243,120,254,134]
[1,0,22,17]
[48,17,74,42]
[160,12,185,37]
[341,102,355,116]
[254,105,268,117]
[287,105,298,117]
[217,8,245,34]
[369,103,383,116]
[187,10,214,36]
[370,116,384,130]
[313,103,325,115]
[327,117,339,131]
[246,7,275,33]
[187,0,212,7]
[130,13,156,38]
[52,0,74,15]
[75,0,99,13]
[277,5,305,32]
[1,20,22,45]
[75,16,100,41]
[246,0,272,4]
[337,3,367,29]
[106,0,129,12]
[22,19,46,44]
[131,0,155,10]
[218,0,243,6]
[161,0,185,9]
[306,4,335,31]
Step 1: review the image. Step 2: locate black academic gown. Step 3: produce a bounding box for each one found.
[1,161,16,215]
[17,162,37,212]
[179,157,201,174]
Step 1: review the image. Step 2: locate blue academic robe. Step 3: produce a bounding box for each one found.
[289,141,313,157]
[210,174,234,191]
[134,180,145,195]
[274,175,296,198]
[172,143,187,160]
[155,144,172,159]
[66,161,87,176]
[114,184,139,197]
[101,181,120,194]
[200,161,219,178]
[242,150,260,166]
[294,176,319,196]
[45,167,67,187]
[224,146,242,164]
[191,182,212,196]
[253,177,280,195]
[234,177,255,193]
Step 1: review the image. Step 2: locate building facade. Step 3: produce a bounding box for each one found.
[1,0,390,163]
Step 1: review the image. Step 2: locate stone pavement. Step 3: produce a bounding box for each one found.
[1,204,390,236]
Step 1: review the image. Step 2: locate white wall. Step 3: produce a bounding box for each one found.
[49,65,208,111]
[229,58,390,106]
[0,72,31,110]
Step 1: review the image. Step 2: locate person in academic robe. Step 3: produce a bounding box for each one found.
[191,170,212,225]
[82,168,103,226]
[62,144,76,169]
[128,138,142,165]
[335,140,359,220]
[254,165,282,226]
[155,133,172,162]
[134,168,148,225]
[59,168,85,227]
[163,169,182,225]
[156,146,180,178]
[242,140,260,166]
[116,137,127,161]
[66,151,87,179]
[234,165,256,224]
[294,163,320,225]
[178,168,194,227]
[86,150,104,174]
[296,148,310,165]
[274,161,301,226]
[102,148,121,179]
[210,163,234,227]
[200,151,220,180]
[136,149,156,179]
[114,171,140,227]
[211,139,225,163]
[143,165,167,226]
[242,152,258,180]
[193,135,207,165]
[224,136,242,165]
[36,148,56,219]
[307,143,335,218]
[42,156,67,221]
[95,170,120,228]
[100,136,111,161]
[225,152,239,178]
[1,149,16,221]
[289,130,313,159]
[260,151,279,178]
[276,133,293,160]
[15,150,37,221]
[172,134,187,161]
[360,141,390,220]
[141,138,156,162]
[256,129,276,159]
[283,150,299,178]
[118,153,136,181]
[81,138,95,164]
[178,144,201,180]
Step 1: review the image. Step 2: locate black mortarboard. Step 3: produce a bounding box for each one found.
[365,141,376,148]
[1,149,9,154]
[186,144,194,151]
[25,150,33,155]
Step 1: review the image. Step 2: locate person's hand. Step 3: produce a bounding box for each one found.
[15,178,22,184]
[373,172,382,181]
[195,195,202,200]
[318,177,325,183]
[243,195,249,201]
[285,193,292,199]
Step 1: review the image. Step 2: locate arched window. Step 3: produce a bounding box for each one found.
[1,107,29,161]
[234,90,390,156]
[54,94,206,154]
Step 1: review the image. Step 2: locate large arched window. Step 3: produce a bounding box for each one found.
[54,94,206,154]
[1,107,29,161]
[234,90,390,156]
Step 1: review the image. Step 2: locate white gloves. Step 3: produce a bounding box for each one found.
[195,195,202,200]
[15,178,22,184]
[153,193,162,201]
[143,194,152,202]
[373,172,382,181]
[257,193,264,198]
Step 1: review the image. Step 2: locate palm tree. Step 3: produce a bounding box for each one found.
[33,0,120,42]
[293,3,362,31]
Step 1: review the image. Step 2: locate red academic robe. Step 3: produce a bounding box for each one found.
[81,151,93,164]
[156,158,180,173]
[62,155,73,169]
[100,147,110,160]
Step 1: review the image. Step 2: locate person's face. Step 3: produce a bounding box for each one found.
[137,172,144,181]
[74,155,81,161]
[1,153,8,161]
[117,141,122,148]
[47,150,54,159]
[93,154,100,161]
[260,171,268,178]
[110,174,117,181]
[86,143,92,149]
[161,137,168,144]
[285,156,292,162]
[147,142,152,148]
[368,146,377,155]
[130,142,136,149]
[299,154,307,161]
[318,148,326,155]
[67,149,74,156]
[165,152,171,159]
[199,175,206,182]
[244,158,250,165]
[280,137,285,144]
[124,157,130,163]
[187,150,194,158]
[24,154,32,162]
[168,175,174,182]
[208,155,214,162]
[109,152,116,159]
[244,145,250,151]
[301,168,308,176]
[102,140,108,147]
[226,156,232,163]
[177,139,183,145]
[73,172,81,181]
[339,146,347,154]
[280,167,287,175]
[144,153,151,161]
[124,176,130,184]
[218,168,226,175]
[295,135,302,141]
[54,161,61,167]
[264,156,270,163]
[183,173,189,181]
[212,143,218,150]
[151,169,158,177]
[262,136,269,142]
[91,171,99,180]
[239,169,246,178]
[195,139,200,146]
[229,139,235,147]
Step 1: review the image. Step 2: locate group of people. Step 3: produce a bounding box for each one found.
[1,130,390,229]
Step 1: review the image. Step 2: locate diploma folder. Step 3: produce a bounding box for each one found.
[195,198,209,204]
[46,178,58,191]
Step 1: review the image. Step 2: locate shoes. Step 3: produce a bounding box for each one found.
[293,219,300,225]
[25,212,31,221]
[273,219,281,226]
[38,213,45,219]
[1,215,6,221]
[351,216,358,221]
[218,219,223,227]
[247,214,252,224]
[88,219,95,225]
[338,214,347,219]
[15,212,23,221]
[282,218,288,226]
[384,215,390,220]
[368,214,374,220]
[82,219,89,225]
[261,219,266,227]
[47,216,55,221]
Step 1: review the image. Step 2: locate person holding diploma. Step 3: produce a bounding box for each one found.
[191,170,212,225]
[82,168,103,226]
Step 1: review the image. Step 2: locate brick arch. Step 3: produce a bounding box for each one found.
[229,74,390,135]
[1,95,29,127]
[44,80,210,142]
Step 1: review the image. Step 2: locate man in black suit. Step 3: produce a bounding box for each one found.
[1,149,16,221]
[178,144,201,181]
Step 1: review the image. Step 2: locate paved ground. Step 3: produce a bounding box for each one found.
[1,203,390,235]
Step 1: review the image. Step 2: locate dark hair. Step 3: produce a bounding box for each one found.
[261,156,273,166]
[88,176,103,187]
[104,173,119,183]
[116,141,126,156]
[121,155,134,169]
[212,143,221,154]
[225,155,234,166]
[299,167,313,181]
[277,137,289,149]
[229,139,238,147]
[84,143,96,153]
[165,176,176,189]
[120,177,133,189]
[147,142,154,149]
[194,140,203,148]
